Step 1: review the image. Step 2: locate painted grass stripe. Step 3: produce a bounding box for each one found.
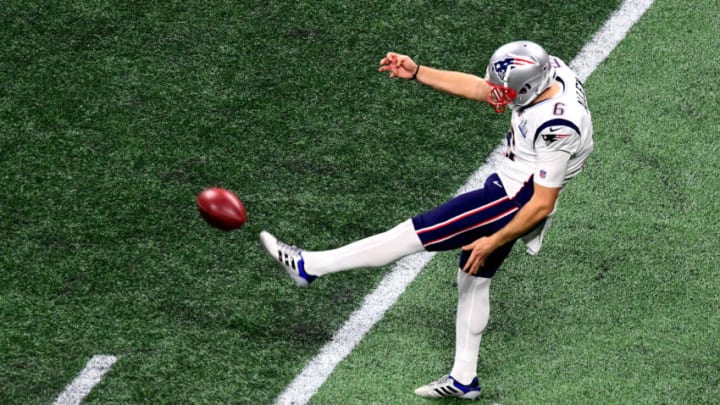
[275,1,655,403]
[571,0,655,82]
[53,355,117,405]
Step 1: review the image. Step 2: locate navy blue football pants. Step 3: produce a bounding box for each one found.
[411,173,533,278]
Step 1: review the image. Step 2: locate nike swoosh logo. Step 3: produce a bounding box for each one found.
[548,127,562,132]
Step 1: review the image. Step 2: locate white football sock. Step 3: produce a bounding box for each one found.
[302,219,424,276]
[450,270,491,386]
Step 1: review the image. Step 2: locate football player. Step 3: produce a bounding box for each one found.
[261,40,594,400]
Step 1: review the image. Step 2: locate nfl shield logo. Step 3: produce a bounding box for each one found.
[539,169,547,178]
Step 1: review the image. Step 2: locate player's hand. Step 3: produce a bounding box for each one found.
[378,52,418,79]
[461,236,499,275]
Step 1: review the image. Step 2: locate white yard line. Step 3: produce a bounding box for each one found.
[53,355,117,405]
[275,1,655,404]
[570,0,655,82]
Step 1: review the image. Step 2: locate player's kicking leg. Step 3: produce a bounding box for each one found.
[260,219,424,287]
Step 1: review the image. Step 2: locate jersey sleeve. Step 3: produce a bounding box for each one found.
[534,149,570,188]
[534,119,582,155]
[533,120,580,188]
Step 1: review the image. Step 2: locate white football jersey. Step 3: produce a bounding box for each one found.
[497,56,594,198]
[495,56,594,254]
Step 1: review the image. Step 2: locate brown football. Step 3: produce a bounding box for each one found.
[196,188,247,231]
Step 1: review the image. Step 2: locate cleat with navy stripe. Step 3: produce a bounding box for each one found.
[414,374,482,400]
[259,231,317,287]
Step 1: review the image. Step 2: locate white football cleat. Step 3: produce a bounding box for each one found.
[259,231,317,287]
[414,375,482,400]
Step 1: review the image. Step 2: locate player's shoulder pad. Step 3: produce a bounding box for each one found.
[534,118,580,145]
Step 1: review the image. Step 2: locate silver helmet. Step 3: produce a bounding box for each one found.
[485,40,555,112]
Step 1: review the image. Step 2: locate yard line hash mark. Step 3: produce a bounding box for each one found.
[275,1,656,404]
[53,355,117,405]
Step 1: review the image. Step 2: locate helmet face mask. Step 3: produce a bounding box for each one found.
[485,40,554,112]
[486,81,517,113]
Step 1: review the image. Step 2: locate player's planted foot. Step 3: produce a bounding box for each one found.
[259,231,317,287]
[414,375,482,400]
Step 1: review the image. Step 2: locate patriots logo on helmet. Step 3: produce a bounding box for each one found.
[493,57,537,77]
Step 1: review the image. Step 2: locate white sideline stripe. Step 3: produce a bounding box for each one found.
[571,0,655,82]
[53,355,117,405]
[275,1,654,403]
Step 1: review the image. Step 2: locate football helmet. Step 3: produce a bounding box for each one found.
[485,40,555,112]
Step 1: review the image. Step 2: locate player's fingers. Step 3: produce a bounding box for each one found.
[463,248,487,275]
[397,56,413,68]
[464,260,478,275]
[468,257,483,275]
[476,257,486,272]
[462,251,476,273]
[381,53,399,67]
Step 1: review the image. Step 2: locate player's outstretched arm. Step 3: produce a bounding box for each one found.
[379,52,492,102]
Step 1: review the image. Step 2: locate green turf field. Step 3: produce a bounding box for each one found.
[1,0,718,404]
